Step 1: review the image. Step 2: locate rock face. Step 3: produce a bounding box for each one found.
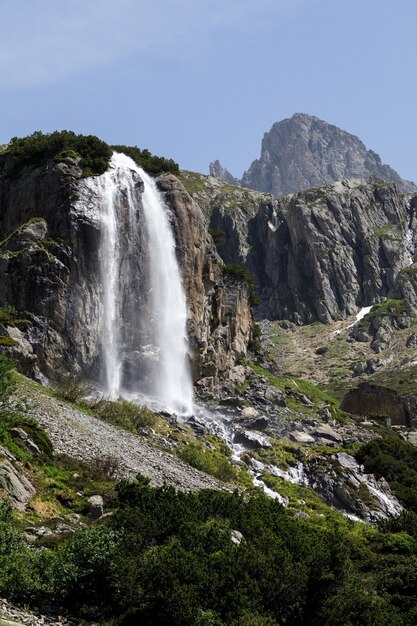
[341,383,417,427]
[224,113,416,196]
[250,179,413,323]
[0,157,253,384]
[209,160,240,187]
[156,175,253,380]
[182,169,417,325]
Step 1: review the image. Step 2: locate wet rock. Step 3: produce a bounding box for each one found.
[219,396,243,407]
[233,430,271,449]
[242,416,269,431]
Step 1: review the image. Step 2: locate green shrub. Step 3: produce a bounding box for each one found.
[2,130,112,178]
[0,336,18,347]
[0,354,17,404]
[94,399,155,433]
[249,322,262,353]
[112,144,180,175]
[356,429,417,512]
[54,378,94,404]
[209,228,227,247]
[177,443,237,482]
[222,263,260,307]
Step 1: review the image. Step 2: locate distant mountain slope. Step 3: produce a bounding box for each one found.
[210,113,416,196]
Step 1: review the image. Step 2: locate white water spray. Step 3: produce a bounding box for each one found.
[137,161,194,415]
[92,152,193,414]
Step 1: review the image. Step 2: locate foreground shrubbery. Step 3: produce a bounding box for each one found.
[2,475,417,624]
[356,429,417,512]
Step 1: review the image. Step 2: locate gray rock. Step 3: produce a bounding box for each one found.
[233,430,271,449]
[241,113,416,196]
[10,428,42,456]
[209,160,241,187]
[87,495,104,520]
[406,331,417,348]
[264,386,286,406]
[241,406,259,419]
[314,424,343,443]
[230,529,244,545]
[289,431,315,444]
[0,461,35,509]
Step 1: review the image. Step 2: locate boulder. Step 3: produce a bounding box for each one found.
[0,461,35,509]
[313,424,343,443]
[87,495,104,519]
[289,431,315,444]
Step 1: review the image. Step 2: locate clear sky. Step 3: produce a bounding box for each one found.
[0,0,416,181]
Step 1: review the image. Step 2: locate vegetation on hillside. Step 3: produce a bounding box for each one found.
[112,144,180,175]
[2,360,417,623]
[2,130,112,177]
[222,263,260,307]
[356,429,417,513]
[0,131,180,179]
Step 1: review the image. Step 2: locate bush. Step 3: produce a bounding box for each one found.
[3,130,112,177]
[177,443,237,482]
[209,228,227,247]
[356,430,417,512]
[112,144,180,175]
[222,263,260,307]
[94,399,155,433]
[0,354,17,405]
[54,377,94,404]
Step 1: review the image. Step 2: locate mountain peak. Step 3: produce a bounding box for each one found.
[211,115,416,196]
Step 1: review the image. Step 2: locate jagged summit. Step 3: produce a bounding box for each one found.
[211,113,416,196]
[209,159,240,186]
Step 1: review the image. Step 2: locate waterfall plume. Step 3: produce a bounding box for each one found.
[91,152,193,414]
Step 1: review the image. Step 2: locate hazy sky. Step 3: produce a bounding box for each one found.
[0,0,416,180]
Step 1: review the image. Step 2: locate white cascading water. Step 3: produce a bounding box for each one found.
[137,160,194,415]
[95,152,193,414]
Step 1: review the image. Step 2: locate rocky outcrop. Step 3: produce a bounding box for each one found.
[239,113,416,196]
[249,179,412,323]
[341,382,417,427]
[0,459,35,510]
[183,169,417,325]
[0,157,253,385]
[157,174,253,380]
[209,160,240,187]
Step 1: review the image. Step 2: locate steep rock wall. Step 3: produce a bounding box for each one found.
[0,159,253,383]
[249,179,412,323]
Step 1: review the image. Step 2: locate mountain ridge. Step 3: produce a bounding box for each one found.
[210,113,416,196]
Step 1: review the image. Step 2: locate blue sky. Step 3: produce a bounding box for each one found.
[0,0,416,181]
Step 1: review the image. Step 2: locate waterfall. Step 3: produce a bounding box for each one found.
[95,152,193,415]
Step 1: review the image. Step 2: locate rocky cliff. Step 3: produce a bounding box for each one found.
[250,178,414,323]
[0,156,253,384]
[182,170,417,325]
[211,113,416,196]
